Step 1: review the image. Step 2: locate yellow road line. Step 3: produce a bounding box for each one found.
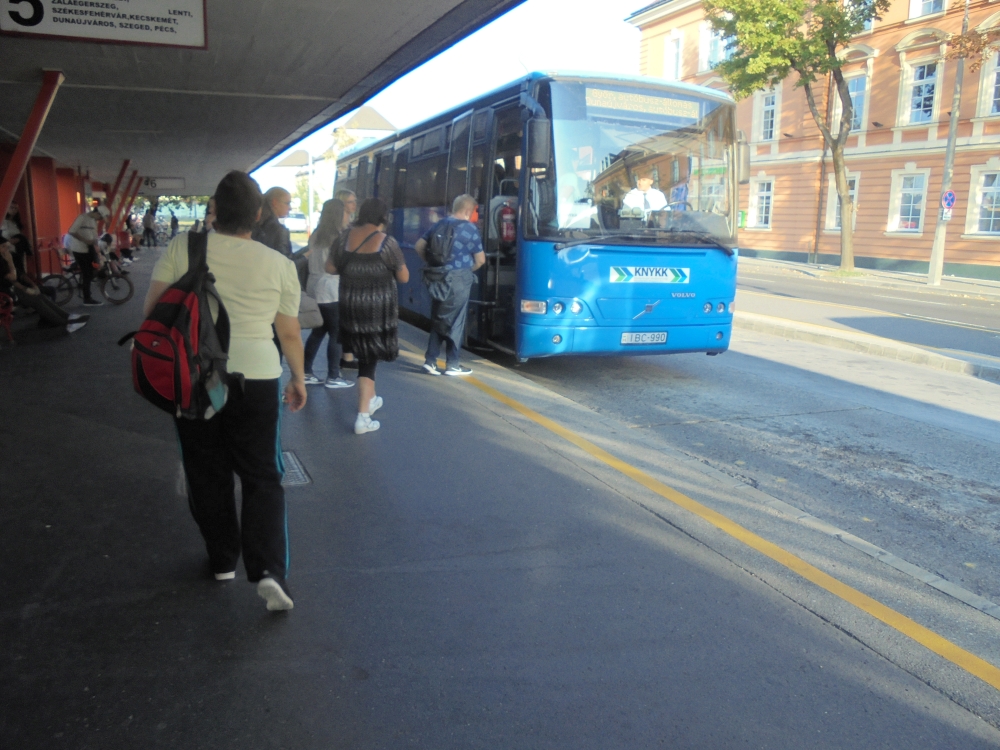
[458,371,1000,692]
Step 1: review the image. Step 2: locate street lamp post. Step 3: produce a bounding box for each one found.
[927,0,971,286]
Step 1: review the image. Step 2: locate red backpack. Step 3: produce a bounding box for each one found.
[119,232,235,419]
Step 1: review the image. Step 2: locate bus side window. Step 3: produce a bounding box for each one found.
[376,151,394,208]
[356,156,370,200]
[392,148,408,209]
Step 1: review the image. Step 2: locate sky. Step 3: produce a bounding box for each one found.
[251,0,652,194]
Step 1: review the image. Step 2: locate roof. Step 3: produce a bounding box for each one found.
[342,107,396,132]
[0,0,526,196]
[337,70,735,160]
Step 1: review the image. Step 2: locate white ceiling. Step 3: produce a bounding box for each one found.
[0,0,524,195]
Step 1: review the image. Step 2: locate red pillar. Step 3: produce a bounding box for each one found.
[0,70,64,221]
[105,160,130,211]
[110,171,139,233]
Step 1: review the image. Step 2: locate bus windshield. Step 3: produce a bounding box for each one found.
[527,80,736,249]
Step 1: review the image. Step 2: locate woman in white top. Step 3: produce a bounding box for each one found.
[303,199,352,388]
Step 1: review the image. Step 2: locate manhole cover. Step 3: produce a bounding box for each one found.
[281,451,311,486]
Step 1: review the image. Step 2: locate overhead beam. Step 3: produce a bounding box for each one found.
[0,69,64,222]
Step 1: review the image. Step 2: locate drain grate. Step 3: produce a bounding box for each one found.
[281,451,311,486]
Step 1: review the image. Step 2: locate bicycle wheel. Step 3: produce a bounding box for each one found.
[41,275,73,306]
[100,274,135,304]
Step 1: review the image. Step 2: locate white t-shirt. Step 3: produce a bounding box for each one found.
[306,240,339,304]
[67,214,98,254]
[151,232,301,380]
[622,188,668,213]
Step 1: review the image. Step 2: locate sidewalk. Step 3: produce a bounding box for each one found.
[738,255,1000,301]
[735,256,1000,384]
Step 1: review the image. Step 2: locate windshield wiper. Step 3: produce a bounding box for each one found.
[660,229,735,256]
[553,233,656,251]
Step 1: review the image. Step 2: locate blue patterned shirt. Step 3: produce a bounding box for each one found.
[421,217,483,271]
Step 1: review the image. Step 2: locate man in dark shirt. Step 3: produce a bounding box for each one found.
[415,194,486,376]
[252,187,293,258]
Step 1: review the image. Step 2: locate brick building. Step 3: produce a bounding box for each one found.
[627,0,1000,279]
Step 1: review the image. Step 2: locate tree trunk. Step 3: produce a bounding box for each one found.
[802,69,856,272]
[830,144,854,271]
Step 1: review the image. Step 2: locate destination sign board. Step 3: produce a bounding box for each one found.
[1,0,206,49]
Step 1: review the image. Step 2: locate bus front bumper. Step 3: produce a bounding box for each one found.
[517,321,732,359]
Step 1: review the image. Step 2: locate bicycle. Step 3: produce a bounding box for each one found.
[41,252,134,306]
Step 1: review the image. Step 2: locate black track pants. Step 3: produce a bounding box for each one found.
[175,378,288,582]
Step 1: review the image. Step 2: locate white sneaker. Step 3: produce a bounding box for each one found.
[256,576,294,611]
[214,571,236,581]
[354,413,380,434]
[324,377,354,389]
[368,395,383,415]
[66,322,87,333]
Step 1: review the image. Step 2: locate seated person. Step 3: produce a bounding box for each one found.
[98,233,126,274]
[0,238,88,333]
[622,168,667,216]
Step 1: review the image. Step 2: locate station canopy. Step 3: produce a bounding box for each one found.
[0,0,524,196]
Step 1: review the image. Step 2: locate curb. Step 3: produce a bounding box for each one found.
[733,311,1000,384]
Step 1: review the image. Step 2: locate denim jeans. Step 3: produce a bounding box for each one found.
[303,302,341,378]
[424,269,473,368]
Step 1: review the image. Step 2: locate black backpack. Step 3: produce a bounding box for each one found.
[118,232,234,419]
[425,219,458,268]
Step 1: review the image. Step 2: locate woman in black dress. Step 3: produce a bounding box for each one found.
[327,198,409,434]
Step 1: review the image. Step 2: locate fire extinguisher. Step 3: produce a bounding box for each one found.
[499,202,516,244]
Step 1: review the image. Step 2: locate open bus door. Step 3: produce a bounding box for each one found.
[479,104,522,353]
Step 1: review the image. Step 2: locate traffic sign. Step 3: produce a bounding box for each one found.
[942,190,956,209]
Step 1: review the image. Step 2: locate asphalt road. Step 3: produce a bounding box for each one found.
[736,262,1000,361]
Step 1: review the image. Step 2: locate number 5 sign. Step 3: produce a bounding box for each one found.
[1,0,207,50]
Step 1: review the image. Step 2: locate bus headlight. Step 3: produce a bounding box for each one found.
[552,334,562,344]
[717,302,725,313]
[716,332,724,340]
[703,302,713,313]
[728,301,735,313]
[552,302,564,314]
[521,300,547,314]
[570,300,583,314]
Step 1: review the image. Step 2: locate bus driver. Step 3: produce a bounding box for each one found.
[622,167,667,216]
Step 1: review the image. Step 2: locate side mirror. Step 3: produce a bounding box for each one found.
[737,130,751,185]
[527,118,551,170]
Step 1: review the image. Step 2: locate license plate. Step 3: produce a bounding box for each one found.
[621,331,667,345]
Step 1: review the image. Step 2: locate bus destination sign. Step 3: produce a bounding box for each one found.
[585,89,699,120]
[1,0,206,49]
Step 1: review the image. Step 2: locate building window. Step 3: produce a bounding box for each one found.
[848,78,866,131]
[761,93,776,141]
[909,0,944,17]
[992,54,1000,115]
[979,173,1000,233]
[899,174,926,231]
[701,22,733,71]
[756,181,773,228]
[834,177,859,229]
[919,0,943,16]
[910,63,937,123]
[664,36,682,80]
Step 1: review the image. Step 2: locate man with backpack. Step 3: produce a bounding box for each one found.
[414,194,485,376]
[142,171,305,612]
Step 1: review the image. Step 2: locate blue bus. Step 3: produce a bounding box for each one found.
[333,72,746,362]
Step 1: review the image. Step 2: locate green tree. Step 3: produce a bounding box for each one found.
[293,175,322,220]
[705,0,889,270]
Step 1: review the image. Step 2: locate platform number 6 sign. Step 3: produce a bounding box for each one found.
[6,0,44,27]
